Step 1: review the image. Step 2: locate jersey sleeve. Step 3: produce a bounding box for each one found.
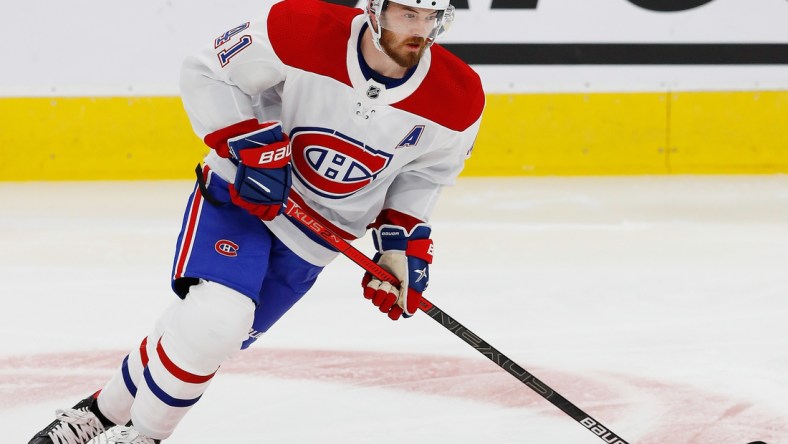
[382,115,484,224]
[179,6,287,140]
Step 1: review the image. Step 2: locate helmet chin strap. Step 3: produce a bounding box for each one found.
[365,12,404,69]
[366,6,386,53]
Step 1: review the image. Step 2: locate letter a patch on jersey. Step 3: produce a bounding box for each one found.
[397,125,425,149]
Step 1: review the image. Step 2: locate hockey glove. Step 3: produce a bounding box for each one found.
[362,224,433,321]
[226,121,292,221]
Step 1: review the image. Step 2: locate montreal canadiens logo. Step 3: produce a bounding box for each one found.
[290,128,393,199]
[215,240,239,257]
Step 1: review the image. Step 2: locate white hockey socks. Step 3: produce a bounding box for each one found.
[98,301,180,426]
[99,281,255,440]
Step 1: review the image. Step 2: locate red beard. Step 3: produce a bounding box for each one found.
[380,30,427,69]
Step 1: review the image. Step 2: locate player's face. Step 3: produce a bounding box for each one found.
[379,28,427,69]
[377,2,439,68]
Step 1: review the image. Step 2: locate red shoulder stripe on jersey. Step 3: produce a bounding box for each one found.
[156,338,216,384]
[392,44,485,132]
[267,0,359,87]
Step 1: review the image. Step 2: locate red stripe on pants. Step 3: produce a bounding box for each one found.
[173,166,208,279]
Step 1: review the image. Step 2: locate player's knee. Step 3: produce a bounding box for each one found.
[180,280,255,348]
[149,301,181,347]
[161,280,255,373]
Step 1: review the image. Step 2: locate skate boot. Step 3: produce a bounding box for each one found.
[103,426,161,443]
[28,393,115,444]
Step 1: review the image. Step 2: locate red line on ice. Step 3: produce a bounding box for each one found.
[1,349,784,443]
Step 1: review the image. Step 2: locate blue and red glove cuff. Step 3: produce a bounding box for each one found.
[227,122,291,168]
[203,120,290,165]
[372,223,433,257]
[203,119,263,158]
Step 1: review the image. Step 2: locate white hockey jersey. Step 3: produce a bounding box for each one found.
[180,0,485,266]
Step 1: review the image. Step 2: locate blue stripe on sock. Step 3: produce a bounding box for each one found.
[143,367,202,408]
[121,355,137,396]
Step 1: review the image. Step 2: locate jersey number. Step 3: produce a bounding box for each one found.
[215,23,252,68]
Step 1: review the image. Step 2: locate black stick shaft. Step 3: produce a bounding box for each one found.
[284,198,630,443]
[418,299,629,444]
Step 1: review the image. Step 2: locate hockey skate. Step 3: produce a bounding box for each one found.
[28,393,115,444]
[101,426,161,444]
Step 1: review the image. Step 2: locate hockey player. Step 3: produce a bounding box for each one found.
[28,0,484,442]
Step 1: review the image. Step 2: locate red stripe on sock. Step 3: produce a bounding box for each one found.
[156,338,216,384]
[140,337,149,367]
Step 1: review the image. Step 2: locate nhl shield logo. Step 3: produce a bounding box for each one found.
[366,85,381,99]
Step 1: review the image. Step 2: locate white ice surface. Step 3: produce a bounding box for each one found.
[1,176,787,443]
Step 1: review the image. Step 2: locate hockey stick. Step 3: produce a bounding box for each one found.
[283,198,631,444]
[195,166,764,444]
